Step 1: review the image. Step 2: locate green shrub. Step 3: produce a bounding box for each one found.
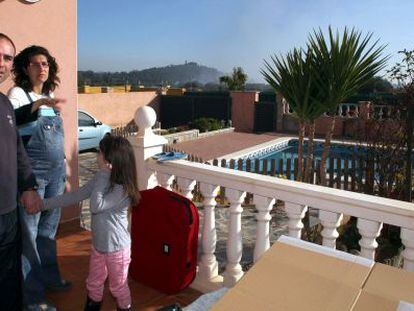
[191,118,222,133]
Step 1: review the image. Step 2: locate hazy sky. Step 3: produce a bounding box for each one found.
[78,0,414,82]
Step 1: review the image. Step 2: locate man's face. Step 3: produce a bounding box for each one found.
[0,38,15,84]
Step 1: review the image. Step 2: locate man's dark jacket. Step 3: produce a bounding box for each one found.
[0,92,36,215]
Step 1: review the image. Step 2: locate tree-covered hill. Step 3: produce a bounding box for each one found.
[78,62,224,87]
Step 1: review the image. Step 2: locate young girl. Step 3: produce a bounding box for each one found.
[42,134,140,311]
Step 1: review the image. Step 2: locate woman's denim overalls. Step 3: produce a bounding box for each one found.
[19,92,66,305]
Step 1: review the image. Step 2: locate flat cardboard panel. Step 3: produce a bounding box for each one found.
[364,264,414,302]
[352,291,400,311]
[212,237,373,311]
[352,264,414,310]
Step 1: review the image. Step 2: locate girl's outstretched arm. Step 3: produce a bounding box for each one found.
[89,170,130,214]
[42,174,96,211]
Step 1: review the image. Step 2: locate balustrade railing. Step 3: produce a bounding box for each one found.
[284,101,400,120]
[146,159,414,292]
[132,106,414,294]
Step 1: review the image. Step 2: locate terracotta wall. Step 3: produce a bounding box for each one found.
[283,115,345,137]
[0,0,78,221]
[78,92,160,127]
[231,91,258,132]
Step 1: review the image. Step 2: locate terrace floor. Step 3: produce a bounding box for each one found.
[171,131,290,160]
[46,220,202,311]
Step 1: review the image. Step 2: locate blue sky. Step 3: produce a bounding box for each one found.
[78,0,414,82]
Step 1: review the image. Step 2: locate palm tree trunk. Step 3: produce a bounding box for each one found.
[297,120,306,182]
[304,120,316,183]
[320,116,336,186]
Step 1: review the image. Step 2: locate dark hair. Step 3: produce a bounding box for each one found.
[12,45,60,94]
[0,33,16,53]
[99,134,140,206]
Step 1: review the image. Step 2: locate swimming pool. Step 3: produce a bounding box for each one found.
[229,139,364,179]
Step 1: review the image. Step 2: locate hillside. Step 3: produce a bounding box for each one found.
[78,62,224,87]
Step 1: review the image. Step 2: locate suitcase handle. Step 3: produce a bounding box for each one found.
[169,195,193,225]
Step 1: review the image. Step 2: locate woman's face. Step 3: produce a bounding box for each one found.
[26,54,49,88]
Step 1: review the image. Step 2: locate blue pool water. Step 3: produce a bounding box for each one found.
[234,139,362,178]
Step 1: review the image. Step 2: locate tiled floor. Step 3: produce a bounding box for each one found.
[47,220,201,311]
[171,132,289,161]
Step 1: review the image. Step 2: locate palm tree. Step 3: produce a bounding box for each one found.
[220,67,248,90]
[308,27,388,185]
[261,48,326,181]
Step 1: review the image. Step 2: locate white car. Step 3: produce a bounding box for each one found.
[78,110,111,151]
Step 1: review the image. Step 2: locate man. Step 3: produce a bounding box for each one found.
[0,33,42,311]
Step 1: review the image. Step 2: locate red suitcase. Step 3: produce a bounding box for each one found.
[129,186,199,294]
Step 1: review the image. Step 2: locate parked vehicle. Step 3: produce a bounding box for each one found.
[78,110,111,151]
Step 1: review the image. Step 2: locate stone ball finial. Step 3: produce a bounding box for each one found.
[134,106,156,131]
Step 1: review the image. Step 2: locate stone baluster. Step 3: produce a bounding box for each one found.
[357,218,383,260]
[386,106,392,119]
[253,195,275,262]
[319,210,343,249]
[401,228,414,272]
[176,177,196,200]
[345,105,351,118]
[378,106,384,120]
[396,109,401,120]
[157,172,175,190]
[223,189,246,287]
[355,105,360,118]
[285,202,307,239]
[197,183,220,281]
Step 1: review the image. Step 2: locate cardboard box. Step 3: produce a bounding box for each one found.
[211,236,374,311]
[352,263,414,311]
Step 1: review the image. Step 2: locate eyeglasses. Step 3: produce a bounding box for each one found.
[28,61,49,68]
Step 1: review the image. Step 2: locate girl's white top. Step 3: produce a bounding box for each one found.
[44,170,131,253]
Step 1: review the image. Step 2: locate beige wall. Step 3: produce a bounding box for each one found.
[0,0,78,221]
[231,91,258,132]
[78,92,160,127]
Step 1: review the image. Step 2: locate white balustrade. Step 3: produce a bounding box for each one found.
[253,195,275,262]
[157,172,174,190]
[401,228,414,272]
[223,189,246,287]
[345,105,350,117]
[285,202,307,239]
[339,103,360,118]
[396,109,401,120]
[354,104,360,117]
[133,106,414,293]
[176,177,196,200]
[319,210,343,248]
[282,98,290,114]
[148,160,414,273]
[198,183,220,280]
[357,218,383,260]
[374,105,394,121]
[378,107,384,120]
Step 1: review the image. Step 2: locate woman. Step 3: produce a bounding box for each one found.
[8,45,68,311]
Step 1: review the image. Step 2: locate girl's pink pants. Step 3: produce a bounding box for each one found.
[86,246,132,309]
